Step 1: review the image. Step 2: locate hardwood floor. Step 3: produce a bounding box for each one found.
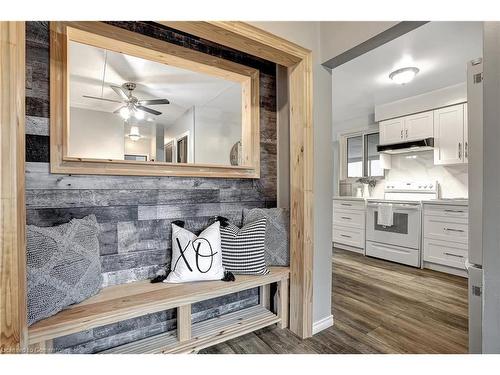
[201,248,469,354]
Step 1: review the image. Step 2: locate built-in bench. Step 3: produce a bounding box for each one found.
[28,267,289,354]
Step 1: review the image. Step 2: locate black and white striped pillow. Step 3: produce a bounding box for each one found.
[220,218,269,275]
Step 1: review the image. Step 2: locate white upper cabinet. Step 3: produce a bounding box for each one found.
[379,111,433,145]
[403,111,434,141]
[379,118,405,145]
[463,104,469,163]
[434,103,467,165]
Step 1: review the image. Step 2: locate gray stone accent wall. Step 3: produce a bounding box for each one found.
[25,21,277,353]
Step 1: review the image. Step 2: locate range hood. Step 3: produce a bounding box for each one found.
[377,137,435,154]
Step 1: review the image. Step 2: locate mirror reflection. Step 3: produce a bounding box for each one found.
[68,40,243,166]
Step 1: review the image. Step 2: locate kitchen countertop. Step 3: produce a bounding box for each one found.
[421,199,468,206]
[333,196,469,206]
[333,196,366,201]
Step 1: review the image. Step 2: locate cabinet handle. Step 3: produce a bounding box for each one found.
[465,142,468,158]
[400,130,403,139]
[458,142,462,159]
[444,252,464,258]
[444,228,465,233]
[340,203,352,206]
[341,216,352,220]
[405,129,408,138]
[444,209,464,213]
[340,234,352,238]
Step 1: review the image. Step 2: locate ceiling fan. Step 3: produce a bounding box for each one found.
[83,82,170,120]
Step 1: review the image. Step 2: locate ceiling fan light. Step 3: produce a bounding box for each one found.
[128,126,142,141]
[119,107,131,119]
[133,109,144,120]
[389,67,419,85]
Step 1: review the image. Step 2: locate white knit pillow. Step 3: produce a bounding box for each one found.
[165,221,225,283]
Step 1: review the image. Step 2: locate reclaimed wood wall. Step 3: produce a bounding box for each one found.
[25,21,277,353]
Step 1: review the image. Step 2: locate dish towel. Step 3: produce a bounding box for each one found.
[377,203,394,227]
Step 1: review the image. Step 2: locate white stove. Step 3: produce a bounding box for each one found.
[365,181,439,267]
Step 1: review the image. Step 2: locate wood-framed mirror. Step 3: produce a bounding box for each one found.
[50,22,260,178]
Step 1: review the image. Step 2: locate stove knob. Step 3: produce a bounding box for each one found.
[424,185,428,188]
[418,185,422,188]
[429,184,433,188]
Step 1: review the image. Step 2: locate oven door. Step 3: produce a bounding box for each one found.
[366,203,421,249]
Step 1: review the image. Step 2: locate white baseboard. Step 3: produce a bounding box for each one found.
[333,242,364,254]
[312,315,334,335]
[423,261,468,278]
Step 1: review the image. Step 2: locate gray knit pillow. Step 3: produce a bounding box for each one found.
[243,208,289,266]
[27,215,102,326]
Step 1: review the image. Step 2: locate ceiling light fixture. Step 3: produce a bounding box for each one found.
[119,105,145,121]
[133,109,144,120]
[119,106,131,120]
[127,126,142,141]
[389,67,419,85]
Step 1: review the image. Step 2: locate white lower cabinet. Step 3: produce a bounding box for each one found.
[333,226,365,249]
[423,203,469,276]
[332,199,365,254]
[423,238,468,269]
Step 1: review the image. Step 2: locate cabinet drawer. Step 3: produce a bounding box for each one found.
[424,204,468,219]
[366,241,419,267]
[333,208,365,228]
[333,225,364,249]
[333,200,365,211]
[424,215,468,245]
[424,238,467,269]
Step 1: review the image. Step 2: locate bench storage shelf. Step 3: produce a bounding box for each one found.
[28,267,290,353]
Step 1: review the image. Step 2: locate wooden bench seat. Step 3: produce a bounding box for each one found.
[28,267,290,353]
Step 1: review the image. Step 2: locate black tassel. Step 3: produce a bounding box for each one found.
[151,268,170,283]
[221,271,235,282]
[172,220,185,228]
[215,216,230,228]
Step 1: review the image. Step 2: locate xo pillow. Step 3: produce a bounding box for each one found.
[165,221,225,283]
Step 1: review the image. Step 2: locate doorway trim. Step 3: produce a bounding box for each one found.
[0,21,27,353]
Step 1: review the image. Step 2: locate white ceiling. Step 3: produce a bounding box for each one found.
[69,41,242,126]
[332,22,483,126]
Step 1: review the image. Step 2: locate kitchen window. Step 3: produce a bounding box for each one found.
[341,130,384,179]
[347,135,363,177]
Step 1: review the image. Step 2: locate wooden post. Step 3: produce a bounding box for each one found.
[288,53,314,338]
[0,21,27,354]
[277,278,289,329]
[177,305,191,342]
[259,284,271,310]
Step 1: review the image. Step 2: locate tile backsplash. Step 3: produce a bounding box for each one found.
[370,150,468,199]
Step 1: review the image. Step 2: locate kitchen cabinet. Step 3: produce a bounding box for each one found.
[404,111,434,141]
[379,110,433,145]
[422,203,468,277]
[434,103,468,165]
[332,199,365,254]
[464,104,469,163]
[379,118,404,145]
